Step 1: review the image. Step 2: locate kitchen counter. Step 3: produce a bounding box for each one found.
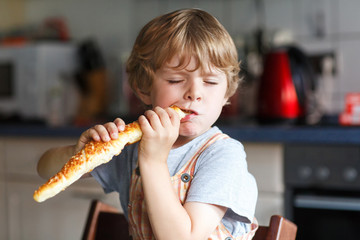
[1,124,359,145]
[221,125,360,144]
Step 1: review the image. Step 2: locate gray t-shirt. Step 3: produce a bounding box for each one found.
[91,126,257,236]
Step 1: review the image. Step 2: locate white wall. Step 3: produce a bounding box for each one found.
[17,0,360,114]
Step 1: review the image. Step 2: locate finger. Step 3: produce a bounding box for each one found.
[138,115,152,133]
[165,107,180,126]
[144,109,162,129]
[104,122,120,139]
[93,124,112,142]
[78,128,99,145]
[114,118,125,131]
[85,128,101,142]
[154,106,171,126]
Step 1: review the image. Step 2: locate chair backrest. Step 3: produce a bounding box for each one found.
[83,201,296,240]
[82,200,131,240]
[253,215,297,240]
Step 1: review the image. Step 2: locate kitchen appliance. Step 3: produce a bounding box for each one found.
[257,46,314,124]
[339,93,360,126]
[0,43,77,123]
[285,144,360,240]
[73,40,108,126]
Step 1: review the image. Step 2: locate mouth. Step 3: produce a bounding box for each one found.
[181,108,196,115]
[180,108,197,122]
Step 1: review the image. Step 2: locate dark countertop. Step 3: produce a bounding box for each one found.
[0,124,88,138]
[220,125,360,145]
[1,123,359,145]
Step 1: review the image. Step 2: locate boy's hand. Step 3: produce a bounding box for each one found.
[138,106,180,162]
[74,118,126,153]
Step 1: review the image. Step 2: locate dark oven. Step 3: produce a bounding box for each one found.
[284,144,360,240]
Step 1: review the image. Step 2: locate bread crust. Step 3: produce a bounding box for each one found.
[33,106,185,202]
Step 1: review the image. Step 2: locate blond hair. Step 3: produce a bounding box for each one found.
[126,8,240,99]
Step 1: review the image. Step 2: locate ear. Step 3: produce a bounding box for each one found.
[222,97,229,106]
[135,88,152,105]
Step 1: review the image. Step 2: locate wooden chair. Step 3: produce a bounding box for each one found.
[82,200,297,240]
[82,200,131,240]
[253,215,297,240]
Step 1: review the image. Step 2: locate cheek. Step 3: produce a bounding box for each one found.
[214,86,228,105]
[151,87,178,106]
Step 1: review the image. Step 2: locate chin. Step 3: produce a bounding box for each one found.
[179,126,198,138]
[180,124,209,138]
[179,130,197,138]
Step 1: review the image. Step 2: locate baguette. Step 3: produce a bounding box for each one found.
[33,106,186,202]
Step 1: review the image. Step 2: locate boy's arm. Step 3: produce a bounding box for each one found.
[37,117,126,180]
[140,160,227,240]
[37,145,77,180]
[138,107,226,240]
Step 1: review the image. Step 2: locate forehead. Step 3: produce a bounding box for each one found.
[163,55,223,75]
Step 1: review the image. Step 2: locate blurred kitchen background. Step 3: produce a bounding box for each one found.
[2,1,360,240]
[1,0,359,126]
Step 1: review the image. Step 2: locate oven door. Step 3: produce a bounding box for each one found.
[290,190,360,240]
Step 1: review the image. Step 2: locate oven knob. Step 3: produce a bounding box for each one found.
[343,167,358,182]
[316,166,330,180]
[298,166,312,180]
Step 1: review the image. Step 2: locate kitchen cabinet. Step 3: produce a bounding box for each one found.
[6,181,120,240]
[0,137,120,240]
[244,143,284,225]
[0,139,7,240]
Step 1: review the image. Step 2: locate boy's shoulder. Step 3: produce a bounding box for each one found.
[207,135,244,154]
[191,126,243,149]
[198,127,245,158]
[193,128,248,177]
[209,126,243,145]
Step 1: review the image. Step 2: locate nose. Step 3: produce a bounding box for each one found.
[185,81,202,101]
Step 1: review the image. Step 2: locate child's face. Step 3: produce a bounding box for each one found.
[141,55,228,140]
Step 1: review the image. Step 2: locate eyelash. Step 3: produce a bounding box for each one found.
[205,81,218,85]
[168,80,183,84]
[167,79,219,85]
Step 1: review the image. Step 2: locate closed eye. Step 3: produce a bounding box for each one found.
[167,80,184,84]
[204,80,219,85]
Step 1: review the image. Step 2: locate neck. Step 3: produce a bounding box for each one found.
[172,135,195,149]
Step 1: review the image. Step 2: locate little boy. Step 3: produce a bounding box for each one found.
[37,8,258,240]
